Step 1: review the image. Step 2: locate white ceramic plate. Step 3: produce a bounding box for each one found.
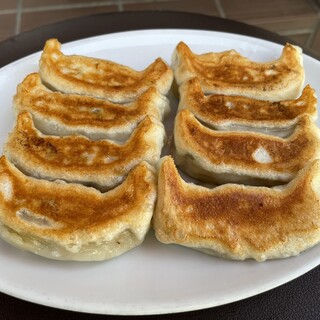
[0,29,319,316]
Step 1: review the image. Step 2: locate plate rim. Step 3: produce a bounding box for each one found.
[0,28,320,316]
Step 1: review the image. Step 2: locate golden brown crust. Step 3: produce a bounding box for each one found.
[172,42,305,101]
[153,156,320,261]
[0,156,157,260]
[39,39,173,102]
[14,73,170,141]
[4,112,165,190]
[173,109,320,185]
[178,78,317,135]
